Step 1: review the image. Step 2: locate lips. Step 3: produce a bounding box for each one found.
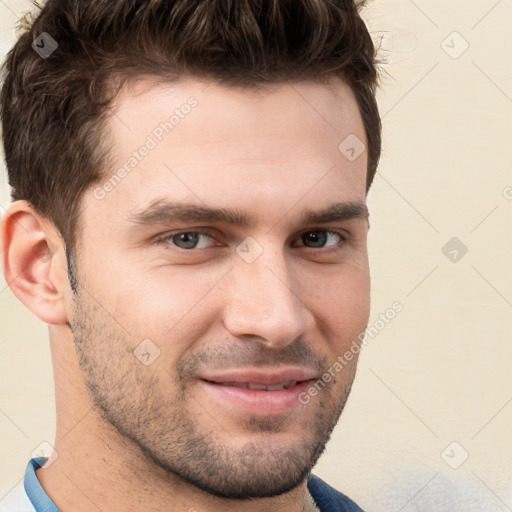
[215,381,297,391]
[196,367,318,416]
[199,367,318,387]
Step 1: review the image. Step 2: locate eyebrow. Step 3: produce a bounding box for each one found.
[127,198,369,229]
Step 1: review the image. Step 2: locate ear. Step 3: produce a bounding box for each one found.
[1,200,70,325]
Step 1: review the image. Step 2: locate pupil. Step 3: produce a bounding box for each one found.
[177,232,198,249]
[305,231,326,247]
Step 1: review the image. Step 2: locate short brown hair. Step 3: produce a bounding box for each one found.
[1,0,381,256]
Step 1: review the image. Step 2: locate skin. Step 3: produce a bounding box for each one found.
[1,76,370,512]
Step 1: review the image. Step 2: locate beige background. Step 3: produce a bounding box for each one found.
[1,1,511,511]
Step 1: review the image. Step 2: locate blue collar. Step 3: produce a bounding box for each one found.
[24,458,60,511]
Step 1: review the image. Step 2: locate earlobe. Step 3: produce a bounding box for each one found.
[1,200,69,325]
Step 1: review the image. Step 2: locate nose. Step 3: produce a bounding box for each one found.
[221,248,312,348]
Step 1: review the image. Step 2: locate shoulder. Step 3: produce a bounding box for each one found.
[307,474,365,512]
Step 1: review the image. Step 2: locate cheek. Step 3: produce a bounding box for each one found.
[306,264,370,335]
[99,267,226,355]
[324,287,370,328]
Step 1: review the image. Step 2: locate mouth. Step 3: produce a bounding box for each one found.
[196,368,318,416]
[207,380,298,391]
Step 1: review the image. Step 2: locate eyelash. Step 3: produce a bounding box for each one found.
[153,229,348,253]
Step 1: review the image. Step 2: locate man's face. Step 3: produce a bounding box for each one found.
[67,77,370,499]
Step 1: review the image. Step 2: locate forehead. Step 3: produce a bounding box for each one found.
[110,76,365,148]
[84,77,368,233]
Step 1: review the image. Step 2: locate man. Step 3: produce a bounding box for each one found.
[0,0,381,510]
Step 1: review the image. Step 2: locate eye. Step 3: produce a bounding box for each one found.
[157,230,218,250]
[294,230,345,249]
[154,229,346,252]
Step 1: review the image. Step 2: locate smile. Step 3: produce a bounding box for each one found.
[196,368,318,416]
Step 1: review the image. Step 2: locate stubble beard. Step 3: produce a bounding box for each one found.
[68,274,359,499]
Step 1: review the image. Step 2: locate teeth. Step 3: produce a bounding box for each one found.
[219,380,297,390]
[247,383,268,390]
